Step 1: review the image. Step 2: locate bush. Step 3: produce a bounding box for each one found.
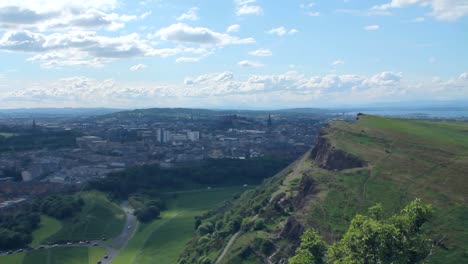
[135,206,160,222]
[254,218,265,230]
[198,222,214,235]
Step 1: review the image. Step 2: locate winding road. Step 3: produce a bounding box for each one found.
[0,201,138,264]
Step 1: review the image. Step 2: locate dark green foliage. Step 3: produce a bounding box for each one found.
[36,195,84,219]
[289,229,327,264]
[88,158,289,199]
[328,199,433,264]
[290,199,433,264]
[194,218,202,230]
[0,211,40,250]
[253,218,265,231]
[0,130,78,153]
[252,237,275,255]
[228,215,243,233]
[135,206,160,222]
[198,222,214,235]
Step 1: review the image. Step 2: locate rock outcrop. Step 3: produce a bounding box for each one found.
[311,134,366,171]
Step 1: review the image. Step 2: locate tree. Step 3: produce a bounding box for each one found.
[289,199,433,264]
[136,205,160,222]
[289,229,326,264]
[328,199,433,264]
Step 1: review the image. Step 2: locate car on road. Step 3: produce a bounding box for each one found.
[97,261,102,264]
[92,243,98,246]
[128,225,131,229]
[38,246,45,249]
[104,255,109,259]
[66,242,73,245]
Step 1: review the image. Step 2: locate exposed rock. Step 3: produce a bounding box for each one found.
[311,135,366,171]
[293,176,317,209]
[279,216,304,242]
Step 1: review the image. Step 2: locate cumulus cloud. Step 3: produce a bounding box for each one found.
[130,64,147,71]
[0,2,135,31]
[267,27,299,36]
[176,7,199,21]
[238,60,264,68]
[0,30,210,67]
[249,48,272,57]
[2,71,467,108]
[234,0,263,16]
[364,25,380,30]
[153,23,255,46]
[184,71,234,85]
[371,0,468,21]
[226,24,240,33]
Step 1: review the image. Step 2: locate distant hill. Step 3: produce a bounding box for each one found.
[179,115,468,263]
[0,108,123,117]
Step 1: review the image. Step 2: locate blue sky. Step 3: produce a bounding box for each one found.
[0,0,467,109]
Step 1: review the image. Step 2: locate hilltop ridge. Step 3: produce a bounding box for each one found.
[179,115,468,264]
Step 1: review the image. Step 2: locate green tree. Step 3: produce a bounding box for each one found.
[328,198,433,264]
[289,229,327,264]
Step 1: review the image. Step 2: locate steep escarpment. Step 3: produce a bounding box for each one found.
[311,133,366,170]
[180,115,468,264]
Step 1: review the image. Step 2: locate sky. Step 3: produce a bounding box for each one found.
[0,0,467,109]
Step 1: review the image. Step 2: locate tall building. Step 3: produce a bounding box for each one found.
[187,131,200,141]
[157,128,171,143]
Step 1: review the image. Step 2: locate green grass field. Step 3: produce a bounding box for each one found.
[0,132,16,138]
[0,247,105,264]
[31,216,62,246]
[47,191,125,242]
[306,115,468,263]
[113,187,245,264]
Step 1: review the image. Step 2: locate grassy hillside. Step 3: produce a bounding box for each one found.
[46,192,125,242]
[0,247,105,264]
[180,115,468,263]
[113,187,245,264]
[30,215,62,246]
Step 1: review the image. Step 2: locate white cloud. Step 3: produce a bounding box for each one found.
[130,64,147,71]
[413,16,425,22]
[307,11,320,16]
[226,24,240,33]
[140,11,152,19]
[184,71,234,85]
[177,7,199,21]
[267,27,299,36]
[300,2,320,16]
[364,25,380,30]
[249,48,272,57]
[0,2,135,31]
[372,0,468,21]
[0,30,209,67]
[238,60,264,68]
[234,0,263,16]
[154,23,255,46]
[2,71,467,108]
[331,60,345,66]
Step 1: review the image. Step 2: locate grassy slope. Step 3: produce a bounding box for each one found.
[196,115,468,263]
[307,115,468,263]
[113,187,244,264]
[47,192,125,242]
[0,247,105,264]
[31,216,63,247]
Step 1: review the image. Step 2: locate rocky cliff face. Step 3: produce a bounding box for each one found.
[311,134,366,171]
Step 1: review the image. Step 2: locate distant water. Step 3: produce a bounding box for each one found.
[348,109,468,118]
